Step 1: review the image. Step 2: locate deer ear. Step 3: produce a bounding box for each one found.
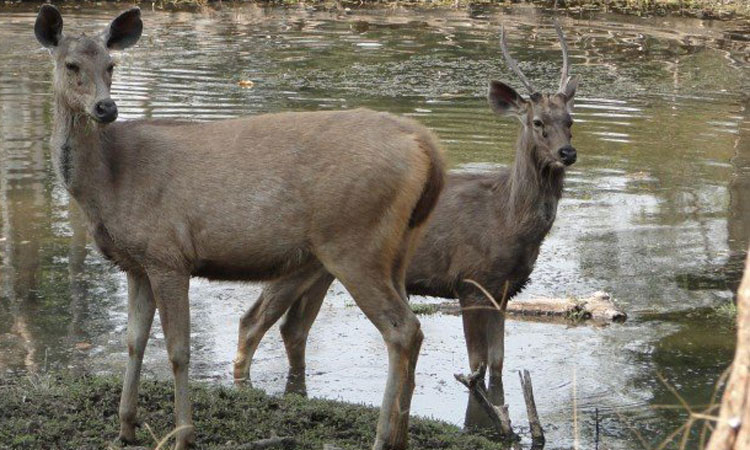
[488,81,526,116]
[35,5,63,49]
[562,75,580,109]
[103,8,142,50]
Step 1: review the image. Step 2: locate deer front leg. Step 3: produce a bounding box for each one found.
[148,270,194,450]
[486,310,506,406]
[459,296,490,373]
[118,271,156,443]
[459,296,492,430]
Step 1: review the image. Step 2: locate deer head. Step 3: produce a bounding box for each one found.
[35,5,142,124]
[488,20,580,169]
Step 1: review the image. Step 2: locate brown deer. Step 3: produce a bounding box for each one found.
[34,6,445,450]
[235,22,579,413]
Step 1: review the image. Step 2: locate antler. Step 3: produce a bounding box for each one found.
[499,25,536,95]
[553,18,570,93]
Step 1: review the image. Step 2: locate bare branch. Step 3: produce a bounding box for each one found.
[499,25,535,95]
[455,364,515,439]
[519,370,545,447]
[553,18,570,93]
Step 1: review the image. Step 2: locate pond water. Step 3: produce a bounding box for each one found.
[0,3,748,449]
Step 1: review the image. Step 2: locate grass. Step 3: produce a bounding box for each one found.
[714,301,738,322]
[0,373,505,450]
[410,302,440,316]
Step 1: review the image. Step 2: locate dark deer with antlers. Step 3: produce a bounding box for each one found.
[35,6,444,450]
[235,22,579,413]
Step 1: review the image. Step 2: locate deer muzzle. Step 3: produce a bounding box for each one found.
[558,145,577,166]
[93,98,118,124]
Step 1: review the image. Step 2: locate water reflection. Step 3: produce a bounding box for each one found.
[0,4,748,449]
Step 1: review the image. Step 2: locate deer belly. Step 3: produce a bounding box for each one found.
[191,242,313,282]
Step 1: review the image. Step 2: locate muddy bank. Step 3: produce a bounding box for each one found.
[4,0,750,21]
[0,373,502,450]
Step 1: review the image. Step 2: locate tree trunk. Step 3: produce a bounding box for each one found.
[707,248,750,449]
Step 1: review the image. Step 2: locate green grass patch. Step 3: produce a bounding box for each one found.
[0,373,504,449]
[714,301,738,322]
[410,303,440,316]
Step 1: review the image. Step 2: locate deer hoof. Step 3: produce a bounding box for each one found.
[118,424,137,444]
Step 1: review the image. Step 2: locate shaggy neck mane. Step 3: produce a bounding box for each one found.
[502,126,565,220]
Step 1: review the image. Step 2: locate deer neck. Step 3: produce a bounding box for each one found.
[503,129,565,227]
[51,95,113,219]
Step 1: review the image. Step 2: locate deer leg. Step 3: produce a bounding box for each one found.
[148,270,194,450]
[459,296,490,372]
[334,272,422,450]
[279,272,334,396]
[486,310,506,406]
[118,271,156,443]
[233,264,326,384]
[459,295,493,431]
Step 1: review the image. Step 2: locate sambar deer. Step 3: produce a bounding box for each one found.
[34,6,445,450]
[236,22,579,412]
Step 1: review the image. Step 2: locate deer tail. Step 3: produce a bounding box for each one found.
[408,134,445,229]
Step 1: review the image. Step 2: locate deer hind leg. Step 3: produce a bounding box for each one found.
[335,273,422,450]
[233,263,327,384]
[147,269,194,450]
[321,233,423,450]
[118,271,156,443]
[279,272,334,396]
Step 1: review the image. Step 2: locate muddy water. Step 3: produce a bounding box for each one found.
[1,3,748,449]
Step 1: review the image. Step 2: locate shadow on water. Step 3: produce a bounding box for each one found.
[0,3,749,449]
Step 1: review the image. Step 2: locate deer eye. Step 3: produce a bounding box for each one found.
[532,119,544,128]
[65,62,80,73]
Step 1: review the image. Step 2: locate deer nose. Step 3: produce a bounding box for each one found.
[94,99,118,123]
[558,145,577,166]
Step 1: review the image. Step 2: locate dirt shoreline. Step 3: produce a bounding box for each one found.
[0,373,504,449]
[4,0,750,21]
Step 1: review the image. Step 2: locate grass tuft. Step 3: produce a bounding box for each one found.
[410,303,440,316]
[0,373,503,449]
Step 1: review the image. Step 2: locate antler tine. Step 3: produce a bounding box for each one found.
[499,25,535,95]
[554,18,570,93]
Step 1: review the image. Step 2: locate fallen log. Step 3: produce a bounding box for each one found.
[435,291,626,324]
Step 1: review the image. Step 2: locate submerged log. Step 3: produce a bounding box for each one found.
[436,291,626,324]
[707,249,750,450]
